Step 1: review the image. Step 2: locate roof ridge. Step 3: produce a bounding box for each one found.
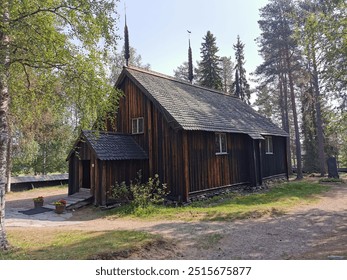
[125,66,238,99]
[83,130,131,136]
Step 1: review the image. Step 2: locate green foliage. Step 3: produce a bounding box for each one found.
[109,181,131,203]
[1,0,124,176]
[301,88,319,173]
[109,171,169,215]
[109,46,151,84]
[220,56,234,94]
[197,31,223,90]
[232,36,250,104]
[130,173,168,209]
[173,61,195,82]
[254,85,278,121]
[12,106,75,175]
[256,0,347,174]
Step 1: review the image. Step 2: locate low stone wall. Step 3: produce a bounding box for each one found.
[185,175,288,204]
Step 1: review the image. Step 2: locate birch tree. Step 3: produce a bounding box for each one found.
[0,0,120,250]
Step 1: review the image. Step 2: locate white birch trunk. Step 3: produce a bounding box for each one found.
[0,0,10,250]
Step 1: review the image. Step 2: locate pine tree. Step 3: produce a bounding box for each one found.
[232,36,251,104]
[301,84,319,173]
[220,56,234,94]
[256,0,302,179]
[173,62,190,81]
[197,31,223,90]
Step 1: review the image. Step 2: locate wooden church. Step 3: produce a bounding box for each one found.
[67,20,289,206]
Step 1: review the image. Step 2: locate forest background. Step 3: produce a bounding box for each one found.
[5,0,346,181]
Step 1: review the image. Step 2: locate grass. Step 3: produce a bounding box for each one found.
[196,233,224,250]
[0,228,158,260]
[106,181,330,221]
[319,178,345,183]
[1,180,334,260]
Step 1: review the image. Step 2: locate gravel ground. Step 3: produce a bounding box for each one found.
[4,181,347,259]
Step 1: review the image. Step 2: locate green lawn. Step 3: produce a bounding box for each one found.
[106,181,330,221]
[1,229,158,260]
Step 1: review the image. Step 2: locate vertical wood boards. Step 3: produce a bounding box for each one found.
[186,131,252,193]
[261,136,287,178]
[116,78,185,199]
[68,74,289,204]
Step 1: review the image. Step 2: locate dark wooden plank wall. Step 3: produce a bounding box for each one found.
[186,131,251,193]
[94,160,148,205]
[261,136,287,178]
[68,141,92,195]
[115,77,288,201]
[116,78,185,200]
[68,154,77,195]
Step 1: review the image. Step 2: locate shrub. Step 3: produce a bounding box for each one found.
[109,170,169,212]
[110,181,132,203]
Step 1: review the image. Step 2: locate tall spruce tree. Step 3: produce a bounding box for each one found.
[232,36,251,104]
[197,31,223,90]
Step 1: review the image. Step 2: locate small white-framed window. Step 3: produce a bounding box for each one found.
[215,133,227,155]
[132,117,144,134]
[265,136,273,154]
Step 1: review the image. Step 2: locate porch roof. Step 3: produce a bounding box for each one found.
[81,130,148,161]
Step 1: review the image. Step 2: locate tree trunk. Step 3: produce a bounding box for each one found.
[280,71,293,175]
[285,51,303,179]
[5,119,12,192]
[0,1,10,250]
[311,44,325,177]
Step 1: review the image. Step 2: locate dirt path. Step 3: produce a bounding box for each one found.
[5,182,347,259]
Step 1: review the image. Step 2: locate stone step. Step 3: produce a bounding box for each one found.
[45,188,92,210]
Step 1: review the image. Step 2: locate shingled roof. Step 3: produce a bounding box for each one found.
[117,67,288,139]
[81,131,148,160]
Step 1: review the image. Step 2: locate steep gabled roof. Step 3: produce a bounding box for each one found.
[116,66,288,139]
[70,131,148,161]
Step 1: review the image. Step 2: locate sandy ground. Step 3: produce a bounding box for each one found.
[4,180,347,259]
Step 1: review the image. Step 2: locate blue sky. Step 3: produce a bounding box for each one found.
[118,0,270,77]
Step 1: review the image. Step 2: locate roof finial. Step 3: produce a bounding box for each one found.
[124,3,130,67]
[187,30,193,84]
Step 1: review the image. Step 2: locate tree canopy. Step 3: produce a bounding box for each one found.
[255,0,347,174]
[197,31,223,90]
[0,0,121,250]
[232,36,250,103]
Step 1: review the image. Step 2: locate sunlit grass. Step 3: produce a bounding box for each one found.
[106,181,330,221]
[1,228,157,260]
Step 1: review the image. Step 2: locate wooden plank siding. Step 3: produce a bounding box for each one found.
[116,78,186,200]
[114,77,288,201]
[69,75,288,205]
[186,131,251,194]
[261,136,287,179]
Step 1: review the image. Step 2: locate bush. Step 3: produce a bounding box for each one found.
[109,170,169,212]
[110,181,132,203]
